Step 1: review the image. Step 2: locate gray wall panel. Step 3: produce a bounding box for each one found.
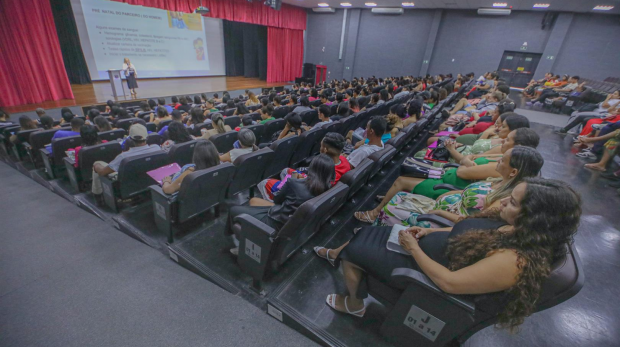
[305,10,347,81]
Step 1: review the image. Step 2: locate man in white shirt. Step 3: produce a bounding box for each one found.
[92,124,162,200]
[307,105,332,130]
[346,116,387,168]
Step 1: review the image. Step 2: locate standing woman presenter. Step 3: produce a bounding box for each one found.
[122,58,139,97]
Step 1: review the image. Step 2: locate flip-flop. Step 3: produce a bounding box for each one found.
[326,294,365,318]
[584,164,606,172]
[313,246,336,267]
[375,195,385,202]
[354,211,375,224]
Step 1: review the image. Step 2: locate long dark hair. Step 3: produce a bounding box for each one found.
[93,116,112,132]
[80,125,99,147]
[305,154,335,196]
[18,115,37,130]
[447,178,581,331]
[167,122,192,144]
[40,115,55,130]
[192,140,220,170]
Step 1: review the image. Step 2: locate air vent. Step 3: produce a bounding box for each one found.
[312,7,336,12]
[371,8,404,14]
[478,8,511,15]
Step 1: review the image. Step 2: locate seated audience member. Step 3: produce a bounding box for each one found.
[580,128,620,171]
[259,105,275,124]
[177,96,192,113]
[402,99,422,127]
[59,109,75,126]
[293,97,312,114]
[234,103,251,116]
[148,99,157,110]
[49,117,85,144]
[162,139,221,194]
[468,72,498,99]
[191,96,203,108]
[346,116,387,169]
[156,98,173,114]
[307,105,332,130]
[40,115,57,130]
[201,113,231,140]
[458,99,516,136]
[0,109,13,126]
[378,89,389,105]
[227,154,335,255]
[275,113,304,141]
[203,99,219,115]
[318,178,581,325]
[212,93,221,103]
[35,108,46,122]
[394,86,410,99]
[68,125,107,168]
[348,98,360,113]
[135,101,154,119]
[355,128,540,222]
[308,88,319,101]
[104,100,114,114]
[115,108,133,122]
[9,115,39,143]
[219,128,258,163]
[91,124,161,202]
[161,122,194,152]
[556,90,620,134]
[319,93,331,106]
[375,146,543,227]
[185,108,205,131]
[288,95,298,108]
[527,76,580,107]
[443,91,505,129]
[272,96,283,108]
[86,109,101,125]
[322,132,351,183]
[93,116,113,132]
[245,92,260,107]
[151,107,172,129]
[331,103,350,122]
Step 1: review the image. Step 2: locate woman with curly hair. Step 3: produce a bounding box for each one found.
[318,178,581,330]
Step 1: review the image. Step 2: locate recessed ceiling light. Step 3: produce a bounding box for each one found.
[402,2,415,6]
[340,2,352,6]
[365,2,377,6]
[533,3,549,8]
[317,2,329,6]
[593,5,614,10]
[493,2,508,7]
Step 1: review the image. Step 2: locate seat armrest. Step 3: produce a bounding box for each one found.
[22,142,32,150]
[63,157,76,166]
[234,213,277,283]
[443,163,460,169]
[234,213,277,238]
[433,183,460,191]
[39,147,51,157]
[391,268,475,314]
[149,184,178,203]
[417,214,455,227]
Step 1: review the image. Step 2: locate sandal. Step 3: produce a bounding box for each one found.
[375,195,385,202]
[584,164,606,172]
[326,294,365,318]
[354,211,376,224]
[313,246,336,267]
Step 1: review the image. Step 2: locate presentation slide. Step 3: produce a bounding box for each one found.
[71,0,226,80]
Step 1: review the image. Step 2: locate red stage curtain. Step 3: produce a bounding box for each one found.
[0,0,74,107]
[110,0,307,30]
[267,27,303,83]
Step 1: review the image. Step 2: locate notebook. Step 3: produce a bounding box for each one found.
[147,163,182,185]
[386,224,411,255]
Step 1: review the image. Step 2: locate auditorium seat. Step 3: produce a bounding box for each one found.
[261,119,286,144]
[338,116,357,136]
[146,133,163,146]
[224,108,236,117]
[12,129,40,161]
[150,163,236,242]
[310,100,322,107]
[98,129,126,142]
[289,127,326,168]
[23,129,59,167]
[244,124,265,144]
[167,140,197,167]
[367,144,397,180]
[386,132,408,153]
[339,158,374,202]
[227,148,275,199]
[145,122,157,133]
[40,135,82,179]
[100,150,169,212]
[224,115,241,129]
[191,122,212,137]
[233,182,350,291]
[115,119,135,132]
[301,110,318,126]
[273,106,290,119]
[64,142,123,193]
[158,119,173,130]
[263,135,300,179]
[210,131,238,154]
[321,120,341,135]
[248,112,261,122]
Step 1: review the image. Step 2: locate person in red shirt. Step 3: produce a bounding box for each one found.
[320,132,351,185]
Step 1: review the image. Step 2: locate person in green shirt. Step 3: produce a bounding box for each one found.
[259,105,275,124]
[202,99,219,116]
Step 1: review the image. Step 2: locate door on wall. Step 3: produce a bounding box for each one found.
[497,51,542,88]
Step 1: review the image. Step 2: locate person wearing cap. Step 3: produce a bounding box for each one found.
[35,108,46,123]
[91,124,161,203]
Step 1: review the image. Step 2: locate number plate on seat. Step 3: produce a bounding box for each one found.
[403,305,446,342]
[245,239,261,263]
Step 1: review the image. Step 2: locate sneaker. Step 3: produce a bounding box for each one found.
[533,102,544,108]
[555,128,568,135]
[525,101,534,107]
[229,247,239,256]
[576,151,596,159]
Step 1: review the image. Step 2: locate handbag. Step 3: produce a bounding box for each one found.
[400,161,443,179]
[424,137,451,163]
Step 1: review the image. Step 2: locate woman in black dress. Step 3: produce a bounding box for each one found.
[226,154,335,255]
[123,58,138,97]
[320,178,581,331]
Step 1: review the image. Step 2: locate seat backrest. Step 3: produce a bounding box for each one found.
[244,124,265,145]
[310,99,322,107]
[289,127,325,167]
[367,145,396,179]
[147,133,163,145]
[167,140,197,167]
[338,116,358,136]
[535,243,584,311]
[145,122,157,133]
[224,108,236,117]
[78,142,123,180]
[273,106,290,119]
[51,135,82,164]
[98,129,126,142]
[117,151,169,199]
[16,129,40,144]
[191,122,212,136]
[224,116,241,129]
[115,119,135,131]
[228,148,275,197]
[273,183,349,266]
[177,163,236,222]
[158,119,173,131]
[264,135,301,178]
[301,109,318,126]
[386,132,407,151]
[29,129,59,153]
[261,118,286,144]
[210,130,238,153]
[248,112,261,122]
[321,121,341,135]
[339,158,374,199]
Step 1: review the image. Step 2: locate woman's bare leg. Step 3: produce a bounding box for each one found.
[449,98,468,115]
[585,150,615,171]
[249,197,275,207]
[317,241,349,260]
[427,136,439,146]
[328,261,365,312]
[357,176,424,220]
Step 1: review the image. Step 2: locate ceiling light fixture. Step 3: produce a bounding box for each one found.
[340,2,352,6]
[317,2,329,6]
[402,2,415,6]
[492,2,508,7]
[533,3,549,8]
[593,5,614,10]
[365,2,377,6]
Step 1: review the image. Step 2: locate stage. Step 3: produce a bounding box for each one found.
[4,76,290,114]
